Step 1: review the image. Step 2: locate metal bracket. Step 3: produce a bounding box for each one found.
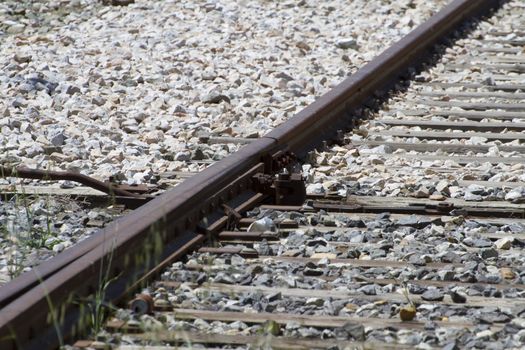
[253,170,306,206]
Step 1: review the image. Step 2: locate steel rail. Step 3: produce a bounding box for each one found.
[0,0,503,349]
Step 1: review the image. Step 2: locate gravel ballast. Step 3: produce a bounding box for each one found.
[1,0,447,182]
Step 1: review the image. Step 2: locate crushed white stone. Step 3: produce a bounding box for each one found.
[0,0,447,183]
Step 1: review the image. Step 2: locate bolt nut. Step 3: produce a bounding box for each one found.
[129,294,154,315]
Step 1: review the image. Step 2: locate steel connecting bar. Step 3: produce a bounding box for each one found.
[0,0,503,349]
[0,166,140,198]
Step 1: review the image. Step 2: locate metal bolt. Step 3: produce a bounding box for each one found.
[129,294,154,315]
[278,168,290,180]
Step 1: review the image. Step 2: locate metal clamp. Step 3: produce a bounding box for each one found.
[253,169,306,205]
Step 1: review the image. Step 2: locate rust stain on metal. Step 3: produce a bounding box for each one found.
[0,1,504,349]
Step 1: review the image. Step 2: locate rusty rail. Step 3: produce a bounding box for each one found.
[0,0,503,349]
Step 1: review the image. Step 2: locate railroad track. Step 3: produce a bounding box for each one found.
[2,0,525,349]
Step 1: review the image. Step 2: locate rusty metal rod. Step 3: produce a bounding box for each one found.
[0,166,140,198]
